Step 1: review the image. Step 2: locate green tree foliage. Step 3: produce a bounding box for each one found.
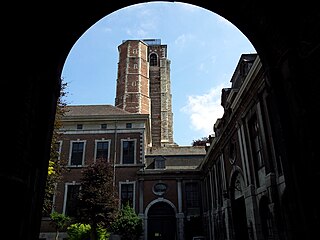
[50,211,71,240]
[192,136,209,146]
[110,203,143,240]
[43,80,69,215]
[96,226,110,240]
[67,223,110,240]
[77,158,119,240]
[67,223,91,240]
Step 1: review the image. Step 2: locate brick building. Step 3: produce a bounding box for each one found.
[39,39,206,240]
[40,41,291,240]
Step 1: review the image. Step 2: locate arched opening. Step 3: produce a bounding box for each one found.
[259,196,273,240]
[147,201,177,240]
[279,188,295,240]
[62,1,256,146]
[230,171,249,240]
[149,53,158,67]
[4,1,319,240]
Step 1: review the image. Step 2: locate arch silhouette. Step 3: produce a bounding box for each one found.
[3,1,319,239]
[149,53,159,67]
[145,199,177,240]
[145,198,177,216]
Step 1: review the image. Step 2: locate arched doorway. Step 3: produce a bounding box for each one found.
[147,201,177,240]
[230,171,249,240]
[279,188,295,240]
[259,196,273,240]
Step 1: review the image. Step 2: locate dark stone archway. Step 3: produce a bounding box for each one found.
[2,1,319,239]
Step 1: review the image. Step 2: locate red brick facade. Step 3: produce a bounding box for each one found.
[115,40,150,114]
[39,104,205,240]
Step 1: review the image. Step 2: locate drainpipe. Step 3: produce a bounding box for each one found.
[113,121,118,187]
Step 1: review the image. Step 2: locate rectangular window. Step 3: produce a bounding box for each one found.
[120,182,134,208]
[154,156,166,169]
[126,123,132,128]
[70,141,84,166]
[101,123,107,129]
[121,140,135,164]
[249,114,264,169]
[95,140,110,161]
[64,184,80,218]
[185,182,200,208]
[216,160,223,205]
[248,114,265,186]
[77,124,83,129]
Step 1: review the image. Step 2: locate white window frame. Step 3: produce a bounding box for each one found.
[63,182,81,215]
[56,140,62,160]
[68,140,86,167]
[120,139,137,164]
[94,139,111,162]
[119,181,136,210]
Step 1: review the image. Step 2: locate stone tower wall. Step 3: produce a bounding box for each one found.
[148,44,175,147]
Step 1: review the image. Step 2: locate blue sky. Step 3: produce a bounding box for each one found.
[61,1,256,146]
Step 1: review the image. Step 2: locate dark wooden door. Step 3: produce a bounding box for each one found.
[232,196,249,240]
[148,202,176,240]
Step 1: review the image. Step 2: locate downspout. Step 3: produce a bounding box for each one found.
[113,121,118,187]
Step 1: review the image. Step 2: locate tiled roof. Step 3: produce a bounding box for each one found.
[64,104,132,116]
[146,146,206,155]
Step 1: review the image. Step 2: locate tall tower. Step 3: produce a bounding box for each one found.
[115,39,175,147]
[115,40,150,114]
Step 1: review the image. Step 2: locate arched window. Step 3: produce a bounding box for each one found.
[150,53,158,66]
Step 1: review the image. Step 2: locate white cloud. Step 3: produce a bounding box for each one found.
[174,34,196,48]
[101,26,112,33]
[197,55,217,73]
[180,84,228,137]
[174,34,187,47]
[126,28,149,38]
